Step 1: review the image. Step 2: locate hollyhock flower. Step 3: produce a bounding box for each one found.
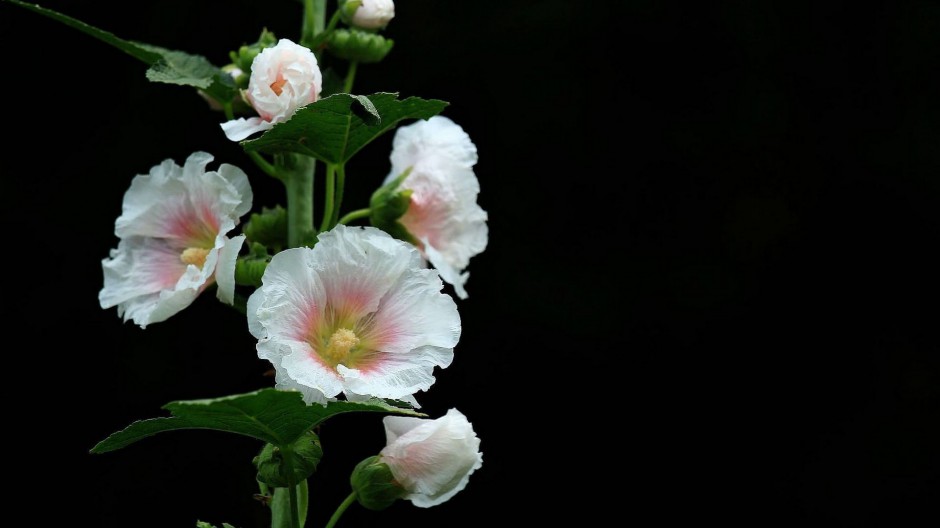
[248,225,460,405]
[99,152,252,328]
[379,409,483,507]
[386,116,488,299]
[350,0,395,30]
[221,39,322,141]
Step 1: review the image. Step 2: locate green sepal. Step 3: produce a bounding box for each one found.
[254,431,323,488]
[350,456,406,511]
[230,28,277,77]
[234,242,270,287]
[327,28,394,63]
[243,206,288,252]
[369,169,418,245]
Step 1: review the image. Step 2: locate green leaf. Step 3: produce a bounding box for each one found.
[91,389,423,454]
[196,522,236,528]
[5,0,235,102]
[243,93,448,165]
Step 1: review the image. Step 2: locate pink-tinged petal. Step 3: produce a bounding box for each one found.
[380,409,483,508]
[215,235,245,305]
[101,152,253,327]
[220,117,273,141]
[250,226,460,404]
[100,236,188,309]
[385,117,487,298]
[310,226,419,325]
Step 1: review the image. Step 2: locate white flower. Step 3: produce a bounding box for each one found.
[248,225,460,405]
[380,409,482,508]
[387,116,488,299]
[351,0,395,30]
[99,152,253,328]
[221,39,322,141]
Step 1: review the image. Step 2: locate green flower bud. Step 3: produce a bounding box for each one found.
[350,456,406,511]
[230,28,278,74]
[243,206,288,251]
[327,28,394,64]
[369,168,418,244]
[253,431,322,488]
[234,243,269,287]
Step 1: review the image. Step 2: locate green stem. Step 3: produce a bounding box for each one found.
[223,103,279,179]
[343,61,358,94]
[320,164,337,232]
[337,208,371,225]
[324,492,357,528]
[302,0,326,46]
[331,164,347,227]
[287,479,301,528]
[276,153,317,247]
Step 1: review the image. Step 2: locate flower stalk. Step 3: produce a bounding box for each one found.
[276,153,318,247]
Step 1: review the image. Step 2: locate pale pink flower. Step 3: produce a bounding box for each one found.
[99,152,252,328]
[380,409,483,507]
[248,225,460,405]
[387,116,488,299]
[221,39,322,141]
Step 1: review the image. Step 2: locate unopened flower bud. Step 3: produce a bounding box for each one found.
[342,0,395,30]
[253,431,323,487]
[350,456,406,510]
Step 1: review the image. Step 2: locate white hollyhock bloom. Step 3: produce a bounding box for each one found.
[221,39,322,141]
[99,152,252,328]
[248,225,460,405]
[380,409,483,508]
[387,116,488,299]
[351,0,395,30]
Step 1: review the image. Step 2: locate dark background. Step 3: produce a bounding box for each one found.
[2,0,939,526]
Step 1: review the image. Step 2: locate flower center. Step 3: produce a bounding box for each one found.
[180,247,211,269]
[270,77,287,96]
[322,328,360,366]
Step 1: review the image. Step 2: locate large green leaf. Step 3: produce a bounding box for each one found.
[91,389,423,453]
[243,93,448,164]
[5,0,236,102]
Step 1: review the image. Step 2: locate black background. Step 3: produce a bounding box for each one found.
[2,1,939,526]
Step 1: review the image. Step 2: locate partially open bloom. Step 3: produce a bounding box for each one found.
[379,409,483,507]
[350,0,395,30]
[386,116,488,299]
[248,225,460,405]
[99,152,252,328]
[221,38,322,141]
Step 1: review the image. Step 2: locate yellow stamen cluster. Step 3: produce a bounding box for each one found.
[180,247,211,269]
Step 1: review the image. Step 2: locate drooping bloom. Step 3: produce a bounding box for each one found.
[248,225,460,405]
[350,0,395,30]
[386,116,488,299]
[221,38,322,141]
[379,409,483,507]
[99,152,252,328]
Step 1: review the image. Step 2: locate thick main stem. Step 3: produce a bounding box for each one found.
[276,153,317,247]
[287,480,301,528]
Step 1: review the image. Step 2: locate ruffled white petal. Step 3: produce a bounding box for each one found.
[389,116,477,175]
[250,225,460,403]
[215,234,245,305]
[101,152,252,327]
[380,409,483,508]
[220,117,273,141]
[385,117,487,298]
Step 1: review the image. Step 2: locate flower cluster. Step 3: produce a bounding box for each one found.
[57,0,490,521]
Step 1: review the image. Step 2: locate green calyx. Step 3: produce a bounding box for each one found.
[234,242,271,288]
[327,28,394,64]
[229,28,277,85]
[369,168,418,245]
[254,431,323,488]
[243,206,288,252]
[349,456,406,511]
